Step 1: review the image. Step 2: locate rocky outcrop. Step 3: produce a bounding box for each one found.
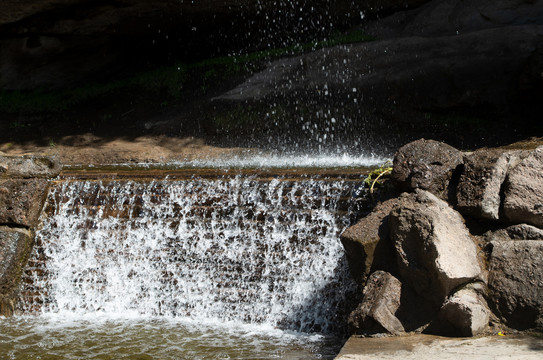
[0,154,60,316]
[342,139,543,337]
[503,146,543,228]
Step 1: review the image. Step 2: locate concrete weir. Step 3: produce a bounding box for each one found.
[16,166,367,336]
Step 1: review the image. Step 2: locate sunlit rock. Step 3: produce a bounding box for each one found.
[503,146,543,228]
[488,240,543,330]
[456,149,522,220]
[389,190,484,307]
[391,139,463,201]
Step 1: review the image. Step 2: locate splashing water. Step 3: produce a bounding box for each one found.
[9,174,362,358]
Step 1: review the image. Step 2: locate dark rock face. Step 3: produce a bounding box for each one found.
[488,240,543,329]
[0,227,34,316]
[503,146,543,228]
[0,0,419,90]
[391,139,463,201]
[348,271,404,335]
[389,190,484,307]
[456,149,521,220]
[340,198,400,286]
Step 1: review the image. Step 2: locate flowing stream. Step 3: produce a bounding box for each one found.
[2,172,365,359]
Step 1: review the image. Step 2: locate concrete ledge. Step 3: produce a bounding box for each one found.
[335,334,543,359]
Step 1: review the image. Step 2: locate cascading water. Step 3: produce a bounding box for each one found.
[5,172,364,359]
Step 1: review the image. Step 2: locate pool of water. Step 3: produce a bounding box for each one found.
[0,314,343,359]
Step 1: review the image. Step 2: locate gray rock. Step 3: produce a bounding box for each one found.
[457,149,521,220]
[389,190,484,306]
[0,227,34,316]
[488,240,543,329]
[0,155,61,179]
[348,271,405,335]
[485,224,543,242]
[340,198,400,286]
[0,179,50,228]
[428,285,490,337]
[503,146,543,228]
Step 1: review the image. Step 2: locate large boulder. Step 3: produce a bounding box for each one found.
[503,146,543,228]
[427,284,490,337]
[391,139,463,201]
[0,179,50,228]
[456,149,521,220]
[389,190,484,307]
[340,198,400,286]
[484,224,543,242]
[0,227,34,316]
[348,271,405,335]
[488,240,543,330]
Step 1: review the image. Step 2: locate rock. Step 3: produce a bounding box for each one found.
[348,271,405,335]
[488,240,543,330]
[456,149,521,220]
[363,0,543,40]
[341,198,400,286]
[485,224,543,242]
[389,190,484,307]
[0,227,34,316]
[427,284,490,337]
[0,155,61,179]
[0,179,50,228]
[503,146,543,228]
[391,139,463,201]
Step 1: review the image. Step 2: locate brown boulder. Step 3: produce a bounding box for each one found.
[503,146,543,228]
[391,139,463,201]
[0,227,34,316]
[340,198,399,286]
[389,190,484,307]
[0,179,50,228]
[0,154,61,179]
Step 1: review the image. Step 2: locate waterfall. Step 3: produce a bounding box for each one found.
[19,174,361,335]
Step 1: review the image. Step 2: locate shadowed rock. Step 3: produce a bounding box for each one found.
[340,198,400,286]
[0,227,34,316]
[348,271,405,335]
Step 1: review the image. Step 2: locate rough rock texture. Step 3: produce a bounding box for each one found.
[0,155,62,179]
[0,0,422,90]
[0,227,34,316]
[488,240,543,330]
[0,179,50,228]
[503,146,543,228]
[340,198,400,286]
[456,149,521,220]
[389,190,484,306]
[391,139,463,201]
[217,25,543,121]
[348,271,405,335]
[363,0,543,39]
[428,284,490,337]
[485,224,543,242]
